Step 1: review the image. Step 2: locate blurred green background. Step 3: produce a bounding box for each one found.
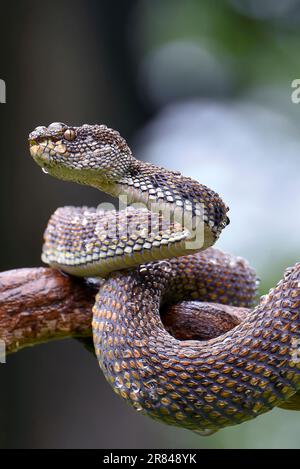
[0,0,300,449]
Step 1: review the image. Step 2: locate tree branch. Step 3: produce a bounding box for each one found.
[0,267,97,354]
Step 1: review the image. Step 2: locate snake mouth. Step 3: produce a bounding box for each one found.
[29,138,67,165]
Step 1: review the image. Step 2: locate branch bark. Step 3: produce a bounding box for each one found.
[0,267,97,354]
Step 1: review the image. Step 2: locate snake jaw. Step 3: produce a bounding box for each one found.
[29,139,51,164]
[29,136,72,180]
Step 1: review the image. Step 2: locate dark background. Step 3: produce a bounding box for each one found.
[1,0,300,449]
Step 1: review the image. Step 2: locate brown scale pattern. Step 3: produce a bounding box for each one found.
[92,251,300,433]
[42,206,190,276]
[119,163,229,238]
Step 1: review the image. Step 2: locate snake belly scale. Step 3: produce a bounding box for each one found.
[29,122,300,434]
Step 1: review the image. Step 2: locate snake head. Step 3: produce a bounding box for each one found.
[29,123,134,187]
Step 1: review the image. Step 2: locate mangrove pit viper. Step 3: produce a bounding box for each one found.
[29,122,300,435]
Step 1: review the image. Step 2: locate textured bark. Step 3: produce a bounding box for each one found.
[0,267,97,353]
[161,301,248,341]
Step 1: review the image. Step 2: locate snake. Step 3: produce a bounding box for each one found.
[29,122,300,435]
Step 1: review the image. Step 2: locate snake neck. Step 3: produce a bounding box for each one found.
[91,159,229,250]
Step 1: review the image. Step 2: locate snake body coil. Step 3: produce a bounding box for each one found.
[29,122,300,434]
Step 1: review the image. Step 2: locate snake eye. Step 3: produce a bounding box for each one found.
[64,129,76,141]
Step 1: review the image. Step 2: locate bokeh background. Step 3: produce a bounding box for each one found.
[1,0,300,449]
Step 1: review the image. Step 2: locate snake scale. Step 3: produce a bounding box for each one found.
[29,122,300,435]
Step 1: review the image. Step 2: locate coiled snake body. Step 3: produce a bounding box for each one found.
[29,123,300,435]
